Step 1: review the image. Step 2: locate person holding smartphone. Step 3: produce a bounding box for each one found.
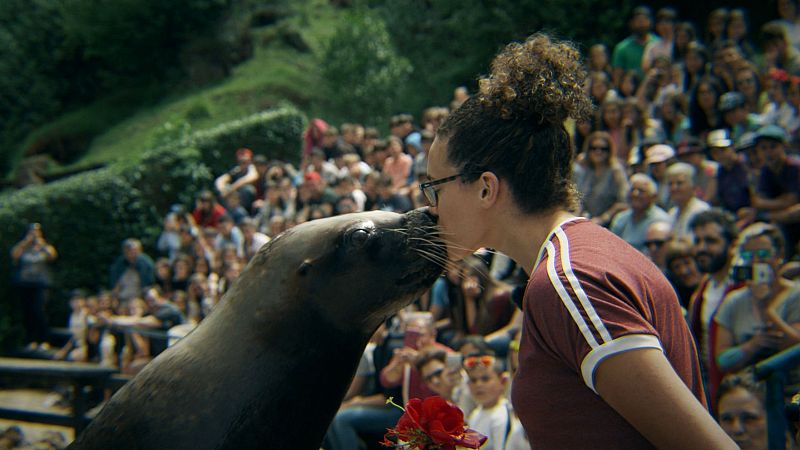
[715,222,800,376]
[10,223,58,351]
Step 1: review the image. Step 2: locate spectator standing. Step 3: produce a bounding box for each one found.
[11,223,57,351]
[109,238,154,305]
[610,173,670,252]
[642,7,677,72]
[612,6,659,85]
[687,209,741,407]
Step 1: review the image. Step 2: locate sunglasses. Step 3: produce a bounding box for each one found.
[463,355,496,369]
[644,239,666,249]
[419,172,478,207]
[423,368,444,383]
[740,248,774,261]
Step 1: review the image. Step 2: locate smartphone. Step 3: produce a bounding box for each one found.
[403,330,422,350]
[732,265,752,283]
[446,352,463,370]
[753,263,773,284]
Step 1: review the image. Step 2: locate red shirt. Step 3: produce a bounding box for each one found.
[511,218,705,449]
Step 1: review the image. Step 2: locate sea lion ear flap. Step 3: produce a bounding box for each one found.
[297,259,313,276]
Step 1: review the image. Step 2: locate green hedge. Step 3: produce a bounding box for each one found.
[0,145,212,350]
[191,106,306,176]
[0,107,305,351]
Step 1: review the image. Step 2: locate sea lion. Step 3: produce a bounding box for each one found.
[69,209,445,450]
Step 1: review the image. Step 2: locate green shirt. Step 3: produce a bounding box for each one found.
[612,33,659,76]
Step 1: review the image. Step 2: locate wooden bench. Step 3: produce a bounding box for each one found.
[0,357,116,435]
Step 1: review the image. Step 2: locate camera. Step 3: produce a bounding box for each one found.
[732,265,752,282]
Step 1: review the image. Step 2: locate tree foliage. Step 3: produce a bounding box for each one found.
[320,8,412,126]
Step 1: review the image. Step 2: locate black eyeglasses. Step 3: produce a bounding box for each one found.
[419,172,476,207]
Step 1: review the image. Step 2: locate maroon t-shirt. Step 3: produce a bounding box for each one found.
[511,218,705,449]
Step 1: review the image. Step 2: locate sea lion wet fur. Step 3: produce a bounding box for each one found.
[69,209,445,450]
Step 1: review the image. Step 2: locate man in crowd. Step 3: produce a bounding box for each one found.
[109,239,155,306]
[686,209,741,407]
[214,147,259,210]
[612,6,659,85]
[706,129,750,214]
[666,162,710,242]
[610,173,670,252]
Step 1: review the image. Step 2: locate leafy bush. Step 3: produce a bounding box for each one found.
[191,106,306,176]
[320,8,412,126]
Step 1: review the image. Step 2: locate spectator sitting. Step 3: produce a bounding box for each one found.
[714,223,800,379]
[53,289,89,362]
[374,173,412,213]
[664,240,702,310]
[666,161,711,242]
[760,21,800,75]
[716,374,768,450]
[240,217,270,262]
[297,171,338,216]
[643,221,673,271]
[463,353,527,450]
[213,214,244,259]
[761,68,800,136]
[415,348,476,418]
[214,147,259,210]
[610,173,670,252]
[110,238,155,306]
[306,148,340,185]
[156,210,183,261]
[153,258,172,296]
[675,137,718,203]
[191,190,227,229]
[718,92,760,143]
[380,312,451,405]
[382,136,413,190]
[333,176,366,212]
[747,125,800,259]
[706,129,751,214]
[171,254,193,293]
[644,144,676,209]
[222,190,249,225]
[390,113,422,156]
[573,131,629,226]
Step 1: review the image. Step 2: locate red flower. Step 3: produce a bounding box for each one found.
[383,397,487,450]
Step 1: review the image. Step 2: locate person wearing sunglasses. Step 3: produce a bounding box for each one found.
[715,223,800,378]
[423,32,735,448]
[573,131,629,227]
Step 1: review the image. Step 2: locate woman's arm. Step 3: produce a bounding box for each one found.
[595,347,737,449]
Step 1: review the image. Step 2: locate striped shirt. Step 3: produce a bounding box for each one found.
[511,218,705,449]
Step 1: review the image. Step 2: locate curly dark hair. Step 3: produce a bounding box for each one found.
[437,33,594,214]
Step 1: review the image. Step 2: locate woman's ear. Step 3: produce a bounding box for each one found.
[478,172,500,207]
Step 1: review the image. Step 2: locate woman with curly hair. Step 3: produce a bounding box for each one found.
[423,32,735,448]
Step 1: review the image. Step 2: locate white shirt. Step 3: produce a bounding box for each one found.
[467,398,517,450]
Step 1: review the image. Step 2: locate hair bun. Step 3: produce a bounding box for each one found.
[477,33,593,125]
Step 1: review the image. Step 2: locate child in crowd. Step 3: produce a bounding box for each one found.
[464,353,528,450]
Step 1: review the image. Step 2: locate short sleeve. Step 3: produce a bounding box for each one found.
[531,239,663,393]
[779,288,800,324]
[713,290,739,330]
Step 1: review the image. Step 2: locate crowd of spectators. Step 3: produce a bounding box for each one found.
[8,2,800,449]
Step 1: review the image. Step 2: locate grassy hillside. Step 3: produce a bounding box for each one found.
[9,0,343,182]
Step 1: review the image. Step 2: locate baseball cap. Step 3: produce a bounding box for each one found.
[645,144,675,164]
[706,129,733,148]
[754,125,788,143]
[735,132,757,152]
[304,171,322,183]
[677,137,705,155]
[718,92,745,114]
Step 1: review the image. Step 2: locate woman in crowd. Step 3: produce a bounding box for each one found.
[574,131,629,227]
[688,75,725,138]
[681,41,711,92]
[617,70,641,99]
[656,90,690,145]
[596,96,630,158]
[717,375,768,450]
[10,223,58,351]
[762,68,800,136]
[715,223,800,375]
[734,64,763,114]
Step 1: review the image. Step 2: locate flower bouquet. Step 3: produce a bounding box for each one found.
[382,396,487,450]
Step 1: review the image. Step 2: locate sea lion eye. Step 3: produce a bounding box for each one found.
[350,229,370,247]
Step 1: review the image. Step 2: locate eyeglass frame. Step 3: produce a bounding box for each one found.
[419,172,481,207]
